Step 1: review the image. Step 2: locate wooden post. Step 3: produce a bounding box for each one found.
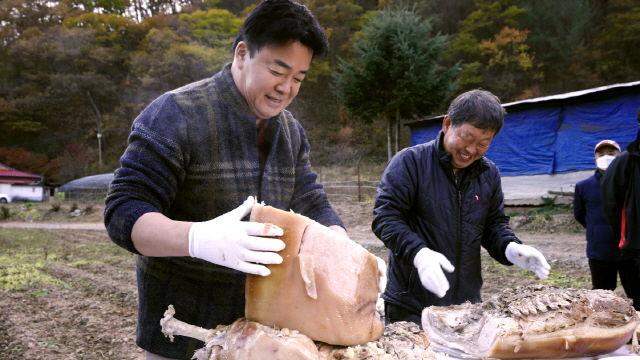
[357,162,361,202]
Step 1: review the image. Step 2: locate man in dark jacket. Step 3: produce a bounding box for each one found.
[601,108,640,279]
[574,140,640,310]
[373,89,550,326]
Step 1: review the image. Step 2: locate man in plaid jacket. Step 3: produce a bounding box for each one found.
[104,1,361,359]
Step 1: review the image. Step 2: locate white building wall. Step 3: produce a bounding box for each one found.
[11,185,44,202]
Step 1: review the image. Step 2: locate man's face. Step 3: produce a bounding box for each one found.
[595,146,620,159]
[442,115,496,172]
[594,145,620,171]
[233,40,312,121]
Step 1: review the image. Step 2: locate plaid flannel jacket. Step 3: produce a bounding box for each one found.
[104,63,344,359]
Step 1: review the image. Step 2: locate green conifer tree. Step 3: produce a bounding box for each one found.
[334,6,458,161]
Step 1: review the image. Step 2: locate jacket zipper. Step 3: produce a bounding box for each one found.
[453,190,462,302]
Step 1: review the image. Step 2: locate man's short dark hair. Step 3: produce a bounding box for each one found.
[447,89,506,135]
[232,0,329,58]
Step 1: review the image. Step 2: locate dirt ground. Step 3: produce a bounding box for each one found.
[0,200,619,359]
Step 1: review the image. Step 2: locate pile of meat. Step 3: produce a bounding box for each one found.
[160,305,435,360]
[422,285,640,359]
[157,202,640,360]
[158,203,434,359]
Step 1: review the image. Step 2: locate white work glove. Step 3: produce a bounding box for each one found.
[188,196,285,276]
[505,242,550,280]
[375,256,387,293]
[413,248,455,298]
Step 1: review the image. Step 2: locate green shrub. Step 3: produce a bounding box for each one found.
[0,206,10,220]
[526,204,571,216]
[50,201,61,212]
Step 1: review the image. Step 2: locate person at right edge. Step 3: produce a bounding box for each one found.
[574,139,640,311]
[372,89,551,327]
[600,108,640,301]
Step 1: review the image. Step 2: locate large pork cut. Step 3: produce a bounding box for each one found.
[422,285,639,359]
[246,203,384,346]
[160,305,435,360]
[161,305,318,360]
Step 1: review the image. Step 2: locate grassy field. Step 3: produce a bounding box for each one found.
[0,228,132,290]
[0,226,142,360]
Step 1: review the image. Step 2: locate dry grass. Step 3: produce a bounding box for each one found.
[314,163,386,183]
[315,164,386,203]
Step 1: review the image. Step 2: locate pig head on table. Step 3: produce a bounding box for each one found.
[246,203,384,346]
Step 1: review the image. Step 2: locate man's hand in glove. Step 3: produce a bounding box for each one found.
[189,196,285,277]
[505,242,550,279]
[413,248,455,298]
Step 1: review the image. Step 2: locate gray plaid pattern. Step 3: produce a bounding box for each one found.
[104,63,343,359]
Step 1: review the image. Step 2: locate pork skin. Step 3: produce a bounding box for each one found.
[246,203,384,346]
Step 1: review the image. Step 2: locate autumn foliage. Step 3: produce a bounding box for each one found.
[0,148,48,174]
[1,0,639,182]
[0,145,99,185]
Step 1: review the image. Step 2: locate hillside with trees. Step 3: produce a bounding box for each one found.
[1,0,639,184]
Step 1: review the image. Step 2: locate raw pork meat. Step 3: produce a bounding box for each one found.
[422,285,639,359]
[160,305,434,360]
[246,203,384,346]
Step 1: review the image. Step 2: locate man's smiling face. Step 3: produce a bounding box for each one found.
[442,115,496,173]
[232,40,312,122]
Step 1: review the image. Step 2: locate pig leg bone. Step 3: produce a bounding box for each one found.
[161,305,222,345]
[631,325,639,355]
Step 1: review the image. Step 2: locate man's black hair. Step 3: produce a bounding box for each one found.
[447,89,506,135]
[232,0,329,58]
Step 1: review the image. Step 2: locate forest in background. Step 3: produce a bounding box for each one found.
[1,0,639,184]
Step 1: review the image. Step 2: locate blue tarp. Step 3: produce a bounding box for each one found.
[409,92,640,176]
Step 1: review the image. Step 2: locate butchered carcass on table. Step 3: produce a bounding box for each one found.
[422,285,640,359]
[160,305,435,360]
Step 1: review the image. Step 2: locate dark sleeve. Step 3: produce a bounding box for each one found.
[289,121,345,229]
[481,167,521,265]
[600,152,629,240]
[573,184,587,228]
[372,150,426,266]
[103,94,189,254]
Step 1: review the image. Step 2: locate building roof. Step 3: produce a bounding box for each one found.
[0,163,43,184]
[406,80,640,128]
[58,173,114,191]
[501,80,640,107]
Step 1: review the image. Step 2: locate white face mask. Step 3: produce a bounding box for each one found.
[596,155,616,170]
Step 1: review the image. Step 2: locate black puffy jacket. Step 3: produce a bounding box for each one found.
[600,137,640,256]
[373,131,519,315]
